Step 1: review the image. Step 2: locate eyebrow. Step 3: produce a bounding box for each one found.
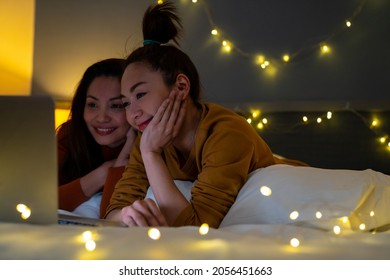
[129,81,146,93]
[86,95,122,101]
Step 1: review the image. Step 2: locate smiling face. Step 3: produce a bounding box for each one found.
[121,62,171,132]
[83,76,130,147]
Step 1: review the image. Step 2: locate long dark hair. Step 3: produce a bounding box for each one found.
[58,58,126,181]
[125,1,202,106]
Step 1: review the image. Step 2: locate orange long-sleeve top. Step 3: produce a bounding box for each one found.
[57,122,125,217]
[105,103,306,228]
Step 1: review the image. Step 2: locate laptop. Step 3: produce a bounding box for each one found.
[0,95,122,227]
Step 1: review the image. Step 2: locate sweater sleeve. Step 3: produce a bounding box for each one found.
[57,124,89,211]
[172,115,276,228]
[99,166,125,218]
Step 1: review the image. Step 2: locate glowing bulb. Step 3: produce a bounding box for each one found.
[211,29,218,36]
[289,211,299,220]
[333,225,341,235]
[82,230,93,241]
[327,111,332,119]
[85,240,96,251]
[321,44,331,54]
[16,204,28,213]
[251,110,260,118]
[260,64,266,69]
[302,116,308,122]
[192,0,198,3]
[282,54,290,62]
[262,118,268,124]
[317,117,322,123]
[157,0,163,4]
[290,238,300,248]
[341,216,349,223]
[371,119,378,127]
[346,20,352,27]
[257,122,264,130]
[21,208,31,219]
[260,186,272,196]
[359,223,366,231]
[256,55,265,64]
[247,118,252,124]
[315,211,322,219]
[199,223,209,235]
[370,211,375,217]
[16,203,31,219]
[222,41,232,52]
[148,228,161,240]
[380,137,386,143]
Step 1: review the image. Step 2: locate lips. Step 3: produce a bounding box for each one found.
[94,127,116,136]
[137,119,151,131]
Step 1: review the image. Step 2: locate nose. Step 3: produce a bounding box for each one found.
[96,107,110,123]
[126,102,141,124]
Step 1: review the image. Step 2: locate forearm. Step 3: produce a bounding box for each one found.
[59,179,89,211]
[142,152,189,225]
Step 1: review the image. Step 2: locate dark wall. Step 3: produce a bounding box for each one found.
[32,0,390,104]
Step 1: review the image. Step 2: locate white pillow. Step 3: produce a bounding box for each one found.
[219,164,390,231]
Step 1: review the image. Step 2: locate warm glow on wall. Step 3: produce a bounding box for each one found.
[0,0,35,95]
[55,108,70,129]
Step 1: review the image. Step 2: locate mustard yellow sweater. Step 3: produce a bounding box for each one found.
[105,103,305,227]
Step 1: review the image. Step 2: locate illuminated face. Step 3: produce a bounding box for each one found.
[121,62,171,132]
[83,76,130,147]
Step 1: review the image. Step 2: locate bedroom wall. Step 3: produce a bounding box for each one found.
[0,0,35,96]
[31,0,390,107]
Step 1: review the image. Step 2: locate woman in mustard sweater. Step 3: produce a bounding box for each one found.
[105,2,305,227]
[57,58,136,218]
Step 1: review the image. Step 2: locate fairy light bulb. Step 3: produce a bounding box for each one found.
[262,118,268,124]
[222,40,232,52]
[16,203,31,220]
[257,122,264,130]
[247,118,252,124]
[256,55,265,64]
[199,223,209,235]
[359,223,366,231]
[315,211,322,219]
[346,20,352,27]
[148,228,161,240]
[333,225,341,235]
[317,117,322,123]
[192,0,198,3]
[157,0,163,4]
[302,116,308,122]
[260,185,272,196]
[327,111,332,119]
[252,110,260,118]
[85,240,96,251]
[82,230,93,241]
[370,211,375,217]
[321,44,330,53]
[371,119,378,127]
[289,211,299,220]
[282,54,290,62]
[380,137,386,143]
[290,238,300,248]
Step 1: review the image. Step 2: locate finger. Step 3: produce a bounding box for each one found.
[132,200,162,227]
[145,198,168,226]
[152,98,171,124]
[121,204,149,227]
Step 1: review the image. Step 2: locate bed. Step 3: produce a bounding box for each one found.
[1,101,390,260]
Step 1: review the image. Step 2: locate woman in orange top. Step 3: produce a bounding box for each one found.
[105,2,306,228]
[57,58,136,218]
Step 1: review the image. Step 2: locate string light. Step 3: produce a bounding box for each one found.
[16,203,31,220]
[315,211,322,219]
[260,185,272,196]
[199,0,368,73]
[333,225,342,235]
[148,228,161,240]
[290,238,300,248]
[199,223,210,235]
[289,211,299,220]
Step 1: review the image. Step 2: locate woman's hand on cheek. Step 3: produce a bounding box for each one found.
[140,91,187,155]
[120,198,168,227]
